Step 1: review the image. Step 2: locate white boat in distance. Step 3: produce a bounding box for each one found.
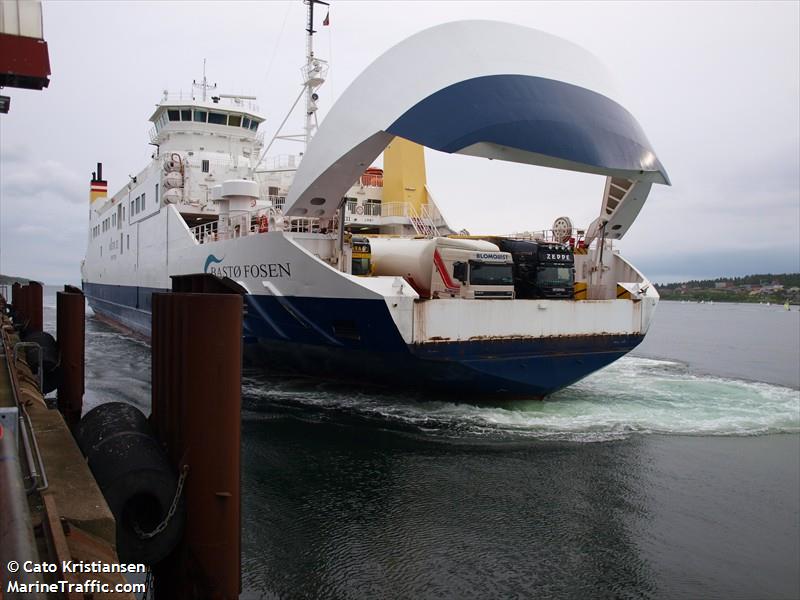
[82,13,669,398]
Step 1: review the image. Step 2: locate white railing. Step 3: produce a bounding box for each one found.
[508,228,604,250]
[159,92,261,113]
[190,206,327,244]
[193,220,219,244]
[258,154,300,172]
[363,203,381,216]
[380,202,409,218]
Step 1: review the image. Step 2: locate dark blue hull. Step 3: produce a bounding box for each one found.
[83,282,643,398]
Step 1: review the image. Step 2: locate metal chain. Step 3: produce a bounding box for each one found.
[134,464,189,540]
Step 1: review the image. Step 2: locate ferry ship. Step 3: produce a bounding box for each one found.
[81,14,670,398]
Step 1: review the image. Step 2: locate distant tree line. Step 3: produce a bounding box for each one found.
[655,273,800,290]
[654,273,799,304]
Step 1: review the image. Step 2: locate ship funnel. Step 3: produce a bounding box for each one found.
[90,162,108,205]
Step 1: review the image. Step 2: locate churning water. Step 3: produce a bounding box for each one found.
[242,355,799,442]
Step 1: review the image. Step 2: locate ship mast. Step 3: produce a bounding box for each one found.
[255,0,328,171]
[303,0,329,149]
[192,58,217,102]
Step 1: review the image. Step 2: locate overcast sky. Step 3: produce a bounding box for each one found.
[1,1,798,284]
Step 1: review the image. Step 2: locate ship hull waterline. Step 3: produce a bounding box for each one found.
[83,287,644,399]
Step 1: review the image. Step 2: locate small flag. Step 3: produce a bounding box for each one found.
[323,10,330,26]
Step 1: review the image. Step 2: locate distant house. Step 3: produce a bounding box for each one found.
[760,285,784,294]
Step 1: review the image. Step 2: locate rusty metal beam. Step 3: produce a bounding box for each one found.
[151,293,242,599]
[27,282,43,333]
[57,288,85,428]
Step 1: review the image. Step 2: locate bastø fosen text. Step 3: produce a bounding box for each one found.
[208,262,291,279]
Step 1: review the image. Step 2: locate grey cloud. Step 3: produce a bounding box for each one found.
[0,1,798,283]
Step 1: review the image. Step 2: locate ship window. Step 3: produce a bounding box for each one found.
[208,112,226,125]
[202,160,209,173]
[141,193,146,211]
[127,235,130,250]
[112,214,116,227]
[181,109,191,121]
[155,183,159,204]
[249,119,259,131]
[130,200,134,215]
[135,196,140,213]
[242,117,251,129]
[168,109,180,121]
[194,110,207,123]
[228,114,241,127]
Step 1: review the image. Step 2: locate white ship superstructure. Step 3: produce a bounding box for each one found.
[82,17,669,398]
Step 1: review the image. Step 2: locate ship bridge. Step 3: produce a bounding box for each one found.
[148,94,265,147]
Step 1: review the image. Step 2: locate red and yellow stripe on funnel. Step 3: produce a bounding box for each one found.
[90,180,107,204]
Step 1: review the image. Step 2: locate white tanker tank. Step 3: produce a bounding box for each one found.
[369,237,514,299]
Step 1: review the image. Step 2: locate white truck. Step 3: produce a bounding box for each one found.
[367,237,515,300]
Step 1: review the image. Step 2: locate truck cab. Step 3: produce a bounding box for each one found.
[493,239,575,299]
[450,250,514,299]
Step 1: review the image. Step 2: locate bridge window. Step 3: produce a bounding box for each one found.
[228,114,241,127]
[242,117,251,129]
[249,119,259,131]
[194,110,207,123]
[202,160,209,173]
[208,112,226,125]
[141,192,146,211]
[181,109,191,121]
[168,109,180,121]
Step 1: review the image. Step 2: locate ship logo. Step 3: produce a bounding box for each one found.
[204,254,225,273]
